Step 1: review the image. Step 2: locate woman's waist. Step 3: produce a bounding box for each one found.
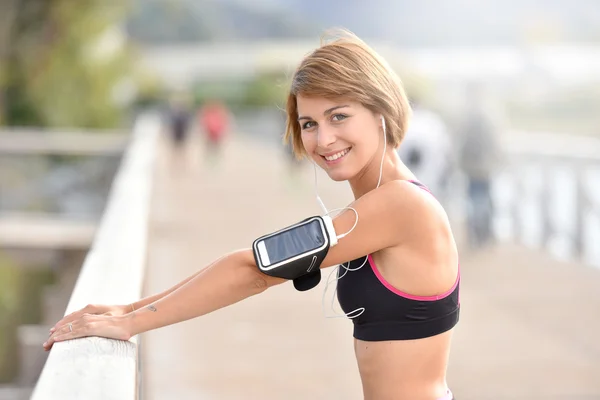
[355,333,452,396]
[356,351,449,384]
[359,370,450,400]
[360,374,451,400]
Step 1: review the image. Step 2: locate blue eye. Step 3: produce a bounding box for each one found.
[332,113,348,122]
[301,121,316,130]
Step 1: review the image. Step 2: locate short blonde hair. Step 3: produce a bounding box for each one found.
[284,29,412,158]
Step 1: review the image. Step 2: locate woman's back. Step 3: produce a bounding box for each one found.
[336,180,459,399]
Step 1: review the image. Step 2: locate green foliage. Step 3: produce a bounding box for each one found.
[0,253,21,382]
[0,254,20,324]
[132,71,167,109]
[0,252,55,382]
[191,79,247,107]
[242,70,288,109]
[190,70,289,111]
[19,268,55,325]
[1,1,134,128]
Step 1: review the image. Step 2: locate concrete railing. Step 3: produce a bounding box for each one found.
[30,114,160,400]
[0,128,128,156]
[494,131,600,267]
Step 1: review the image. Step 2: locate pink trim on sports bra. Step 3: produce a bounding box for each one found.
[368,254,460,302]
[407,179,432,193]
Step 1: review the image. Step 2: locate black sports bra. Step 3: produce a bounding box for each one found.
[336,181,460,341]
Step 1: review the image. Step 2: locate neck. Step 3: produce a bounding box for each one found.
[348,149,414,199]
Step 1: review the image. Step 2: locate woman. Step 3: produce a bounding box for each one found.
[44,30,460,400]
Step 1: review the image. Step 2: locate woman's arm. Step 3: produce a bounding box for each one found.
[130,254,228,311]
[44,249,284,349]
[43,180,432,350]
[127,249,284,336]
[48,255,229,333]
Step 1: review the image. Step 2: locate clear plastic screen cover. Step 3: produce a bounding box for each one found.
[263,219,325,265]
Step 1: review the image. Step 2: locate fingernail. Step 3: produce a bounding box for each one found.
[50,327,55,332]
[43,342,47,347]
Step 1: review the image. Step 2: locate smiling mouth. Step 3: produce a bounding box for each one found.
[322,148,351,163]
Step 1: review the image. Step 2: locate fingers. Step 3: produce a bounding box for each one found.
[44,316,91,351]
[43,313,130,352]
[49,310,85,334]
[49,304,97,334]
[44,322,68,350]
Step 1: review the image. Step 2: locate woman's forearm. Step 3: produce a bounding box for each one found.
[130,255,227,311]
[127,249,282,336]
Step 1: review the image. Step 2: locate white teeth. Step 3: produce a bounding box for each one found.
[324,148,350,161]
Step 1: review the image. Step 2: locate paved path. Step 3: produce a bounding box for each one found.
[141,133,600,400]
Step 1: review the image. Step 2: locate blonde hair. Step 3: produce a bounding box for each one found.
[284,29,412,158]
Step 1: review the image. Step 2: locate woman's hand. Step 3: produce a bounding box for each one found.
[48,303,132,335]
[43,312,133,351]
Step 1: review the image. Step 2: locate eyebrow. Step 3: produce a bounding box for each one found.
[297,105,349,121]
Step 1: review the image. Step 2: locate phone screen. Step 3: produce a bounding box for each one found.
[263,219,325,265]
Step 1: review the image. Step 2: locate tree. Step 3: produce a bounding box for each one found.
[0,0,134,128]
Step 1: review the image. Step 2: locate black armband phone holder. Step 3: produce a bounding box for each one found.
[252,215,337,291]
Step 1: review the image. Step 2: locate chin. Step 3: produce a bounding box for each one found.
[325,169,353,182]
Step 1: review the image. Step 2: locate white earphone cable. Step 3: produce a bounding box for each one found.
[316,115,387,319]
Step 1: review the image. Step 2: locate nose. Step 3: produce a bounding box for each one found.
[316,124,336,149]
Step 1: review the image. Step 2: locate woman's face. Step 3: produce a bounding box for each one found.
[297,95,382,182]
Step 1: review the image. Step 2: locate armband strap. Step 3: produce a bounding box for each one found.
[252,215,335,291]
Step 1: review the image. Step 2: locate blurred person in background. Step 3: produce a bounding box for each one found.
[198,99,231,165]
[166,92,193,150]
[397,99,453,207]
[458,82,503,249]
[44,30,459,400]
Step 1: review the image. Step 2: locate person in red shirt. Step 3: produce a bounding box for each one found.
[199,100,230,164]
